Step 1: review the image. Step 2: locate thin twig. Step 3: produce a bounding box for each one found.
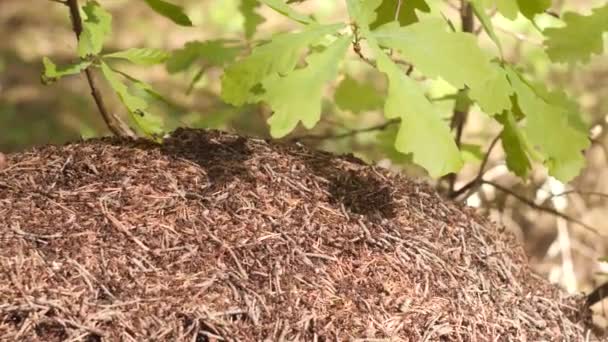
[394,0,403,21]
[293,119,399,141]
[444,0,474,196]
[551,190,608,200]
[450,133,501,200]
[61,0,135,138]
[483,180,601,236]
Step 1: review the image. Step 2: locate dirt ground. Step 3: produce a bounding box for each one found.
[0,128,594,340]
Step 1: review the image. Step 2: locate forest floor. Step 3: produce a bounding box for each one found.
[0,128,594,341]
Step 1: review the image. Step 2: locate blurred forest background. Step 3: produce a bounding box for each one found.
[1,0,608,319]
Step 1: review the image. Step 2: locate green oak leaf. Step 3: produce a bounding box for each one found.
[376,125,414,164]
[346,0,382,28]
[240,0,265,38]
[264,36,351,138]
[495,0,519,20]
[527,80,588,133]
[100,61,164,138]
[469,0,503,54]
[103,48,170,66]
[506,67,589,181]
[41,57,91,84]
[544,3,608,64]
[166,40,241,73]
[259,0,315,24]
[78,1,112,57]
[496,110,533,178]
[369,37,463,177]
[460,143,484,164]
[334,75,384,113]
[516,0,551,19]
[370,0,431,28]
[487,0,549,20]
[373,18,511,115]
[221,23,344,106]
[143,0,192,26]
[114,69,173,106]
[468,63,512,115]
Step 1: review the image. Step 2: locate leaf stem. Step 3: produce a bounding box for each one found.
[293,119,399,141]
[443,0,474,196]
[62,0,135,138]
[450,133,501,200]
[483,179,601,236]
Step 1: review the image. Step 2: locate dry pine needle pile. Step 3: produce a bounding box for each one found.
[0,128,592,341]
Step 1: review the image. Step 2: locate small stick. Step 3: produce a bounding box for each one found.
[58,0,136,138]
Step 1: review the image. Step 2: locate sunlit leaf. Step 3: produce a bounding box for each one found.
[221,23,344,106]
[373,19,511,115]
[78,1,112,57]
[544,3,608,64]
[469,0,503,54]
[460,144,484,164]
[264,36,351,137]
[369,37,463,177]
[100,61,165,138]
[516,0,550,19]
[143,0,193,26]
[497,110,532,178]
[506,67,589,181]
[259,0,315,24]
[167,40,241,73]
[41,57,91,84]
[103,48,170,66]
[370,0,430,28]
[334,75,383,113]
[240,0,265,38]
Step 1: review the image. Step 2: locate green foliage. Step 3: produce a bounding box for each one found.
[506,67,589,181]
[516,0,551,20]
[460,144,485,164]
[373,19,511,116]
[103,48,170,66]
[373,41,463,177]
[544,3,608,64]
[264,36,350,137]
[370,0,430,28]
[142,0,193,26]
[220,23,344,106]
[259,0,316,24]
[497,111,533,178]
[494,0,519,20]
[41,57,91,84]
[334,75,383,113]
[349,0,462,176]
[43,0,606,183]
[166,40,241,73]
[78,1,112,57]
[100,62,164,138]
[239,0,265,39]
[469,0,503,54]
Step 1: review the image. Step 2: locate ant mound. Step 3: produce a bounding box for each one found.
[0,128,592,341]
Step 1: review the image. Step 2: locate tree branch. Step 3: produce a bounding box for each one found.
[293,119,399,141]
[551,190,608,200]
[483,180,602,236]
[450,133,501,200]
[61,0,135,138]
[443,0,474,196]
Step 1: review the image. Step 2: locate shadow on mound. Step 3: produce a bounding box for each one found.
[303,155,396,220]
[162,128,254,189]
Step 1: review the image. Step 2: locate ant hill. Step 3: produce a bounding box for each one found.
[0,128,593,340]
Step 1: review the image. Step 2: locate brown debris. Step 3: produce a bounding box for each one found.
[0,128,594,341]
